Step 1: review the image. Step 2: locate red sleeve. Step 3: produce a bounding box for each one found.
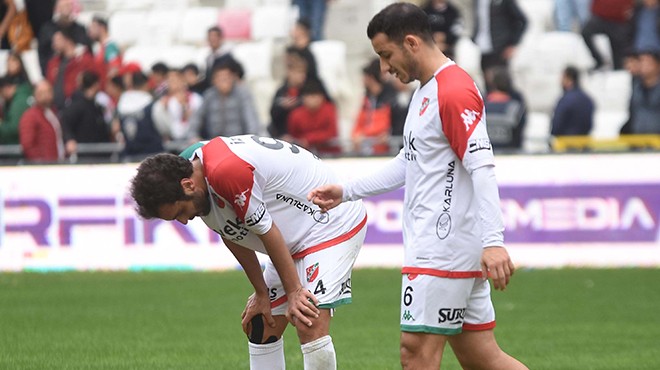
[304,102,337,145]
[19,109,38,158]
[46,58,57,84]
[287,108,302,138]
[438,70,484,161]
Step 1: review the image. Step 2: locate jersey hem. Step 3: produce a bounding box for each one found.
[400,324,462,336]
[463,321,496,331]
[291,215,367,259]
[402,267,484,279]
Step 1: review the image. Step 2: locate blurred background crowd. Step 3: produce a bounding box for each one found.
[0,0,658,164]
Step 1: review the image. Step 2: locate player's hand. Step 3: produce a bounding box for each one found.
[307,184,343,213]
[285,287,320,327]
[240,292,276,335]
[481,246,515,291]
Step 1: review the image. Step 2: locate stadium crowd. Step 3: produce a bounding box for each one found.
[0,0,658,163]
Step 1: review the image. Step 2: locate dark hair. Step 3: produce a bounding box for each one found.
[212,57,245,79]
[7,51,29,82]
[58,27,76,43]
[490,67,512,93]
[0,76,16,88]
[563,66,580,86]
[130,153,193,219]
[151,62,169,75]
[109,75,125,90]
[81,70,100,90]
[182,63,200,75]
[300,78,325,96]
[132,71,149,89]
[367,2,434,44]
[92,15,108,29]
[362,58,383,83]
[296,18,312,33]
[208,26,223,36]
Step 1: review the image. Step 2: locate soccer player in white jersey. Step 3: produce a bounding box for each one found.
[308,3,528,370]
[130,135,367,370]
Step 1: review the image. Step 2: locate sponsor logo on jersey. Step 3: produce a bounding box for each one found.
[211,192,225,208]
[234,189,250,208]
[436,213,451,240]
[402,310,415,321]
[306,262,320,283]
[443,161,455,213]
[275,193,330,224]
[460,109,480,131]
[419,97,430,116]
[215,217,250,242]
[468,138,491,153]
[403,131,417,161]
[438,308,466,325]
[340,277,351,295]
[245,202,266,227]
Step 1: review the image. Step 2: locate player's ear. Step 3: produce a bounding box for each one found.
[180,178,195,193]
[403,35,418,50]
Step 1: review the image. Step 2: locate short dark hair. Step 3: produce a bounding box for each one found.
[130,153,193,219]
[0,76,16,88]
[564,66,580,86]
[491,67,512,93]
[300,78,325,96]
[58,27,76,43]
[92,15,108,29]
[208,26,223,36]
[182,63,200,75]
[151,62,169,75]
[362,58,382,83]
[296,18,312,33]
[81,70,100,90]
[132,71,149,89]
[367,2,434,44]
[110,75,125,90]
[212,57,245,79]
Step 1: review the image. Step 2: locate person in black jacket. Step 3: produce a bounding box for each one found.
[60,71,110,157]
[423,0,463,59]
[550,66,594,137]
[472,0,527,91]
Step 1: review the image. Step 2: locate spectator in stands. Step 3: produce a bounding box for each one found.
[472,0,527,91]
[290,18,318,79]
[423,0,463,59]
[118,61,142,91]
[554,0,592,32]
[0,0,16,49]
[117,71,162,159]
[351,58,395,156]
[190,62,260,140]
[286,78,340,155]
[19,80,64,162]
[60,71,110,157]
[550,66,594,137]
[484,67,527,149]
[46,28,95,112]
[204,26,243,85]
[96,75,124,128]
[150,62,169,98]
[385,73,413,141]
[88,15,121,83]
[268,47,313,139]
[38,0,92,76]
[0,75,32,145]
[152,68,203,144]
[621,50,660,134]
[581,0,635,71]
[293,0,329,41]
[181,63,206,95]
[6,51,30,84]
[633,0,660,52]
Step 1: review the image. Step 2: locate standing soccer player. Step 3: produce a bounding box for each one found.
[308,3,528,369]
[130,135,367,370]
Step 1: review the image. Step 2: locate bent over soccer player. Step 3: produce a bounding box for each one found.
[308,3,528,370]
[130,135,367,370]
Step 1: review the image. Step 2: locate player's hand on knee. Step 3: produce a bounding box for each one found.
[481,246,515,291]
[285,287,320,327]
[307,184,343,213]
[241,292,276,335]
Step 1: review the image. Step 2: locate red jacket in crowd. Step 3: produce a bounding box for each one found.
[352,96,392,155]
[591,0,634,23]
[287,100,340,155]
[46,51,96,101]
[19,106,63,162]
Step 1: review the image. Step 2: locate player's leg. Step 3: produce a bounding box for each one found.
[449,329,528,370]
[294,226,366,370]
[448,278,528,370]
[400,331,447,369]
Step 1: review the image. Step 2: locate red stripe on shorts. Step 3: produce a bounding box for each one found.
[401,267,484,279]
[270,295,287,309]
[291,215,367,259]
[463,321,496,331]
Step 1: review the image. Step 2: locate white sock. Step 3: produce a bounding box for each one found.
[248,337,285,370]
[301,335,336,370]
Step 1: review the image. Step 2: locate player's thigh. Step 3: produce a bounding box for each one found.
[295,308,332,344]
[448,329,503,368]
[400,331,447,368]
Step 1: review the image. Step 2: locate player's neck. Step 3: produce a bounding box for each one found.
[419,48,449,84]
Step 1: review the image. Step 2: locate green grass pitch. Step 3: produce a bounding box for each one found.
[1,268,659,369]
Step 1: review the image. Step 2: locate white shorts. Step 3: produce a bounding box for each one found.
[400,273,496,335]
[266,222,366,316]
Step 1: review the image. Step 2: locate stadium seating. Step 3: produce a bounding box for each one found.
[180,7,220,45]
[108,10,149,47]
[141,10,182,46]
[251,5,294,41]
[217,8,252,40]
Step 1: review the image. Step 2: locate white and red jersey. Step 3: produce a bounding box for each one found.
[344,61,504,274]
[183,135,367,257]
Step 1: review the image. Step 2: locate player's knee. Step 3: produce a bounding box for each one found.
[400,340,418,368]
[247,315,278,344]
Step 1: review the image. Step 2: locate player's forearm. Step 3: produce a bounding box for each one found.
[471,165,505,248]
[258,224,302,295]
[224,239,269,295]
[342,149,406,201]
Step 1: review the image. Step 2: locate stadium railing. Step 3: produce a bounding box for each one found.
[552,134,660,152]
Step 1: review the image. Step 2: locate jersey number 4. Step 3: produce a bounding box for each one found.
[314,280,327,295]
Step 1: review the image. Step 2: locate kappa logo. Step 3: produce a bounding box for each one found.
[419,97,430,116]
[402,310,415,321]
[234,188,249,208]
[460,109,480,131]
[306,263,320,283]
